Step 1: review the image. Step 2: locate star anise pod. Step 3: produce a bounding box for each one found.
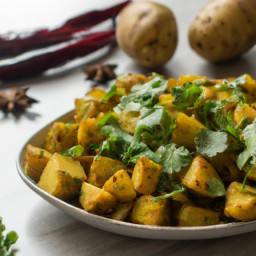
[83,64,117,84]
[0,87,38,118]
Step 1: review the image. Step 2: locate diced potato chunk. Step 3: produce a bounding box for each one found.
[119,110,140,134]
[181,156,224,198]
[74,98,99,123]
[224,182,256,221]
[239,74,256,97]
[166,78,177,93]
[177,205,220,226]
[103,170,136,203]
[131,195,171,226]
[210,153,239,182]
[88,156,130,188]
[111,202,134,221]
[45,122,79,153]
[177,74,207,85]
[171,112,206,150]
[77,117,105,150]
[116,73,148,93]
[38,153,86,200]
[26,144,52,182]
[86,88,106,101]
[73,156,94,175]
[79,182,116,214]
[233,103,256,125]
[132,156,162,195]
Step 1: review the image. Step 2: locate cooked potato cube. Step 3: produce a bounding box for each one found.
[119,110,140,135]
[79,182,116,214]
[182,156,224,198]
[171,112,206,150]
[131,195,171,226]
[86,88,106,101]
[177,74,207,86]
[209,153,240,182]
[177,205,220,226]
[103,170,136,203]
[116,74,148,93]
[88,156,130,188]
[233,103,256,125]
[166,78,177,93]
[26,144,52,182]
[239,74,256,97]
[73,156,94,175]
[224,182,256,221]
[74,98,99,123]
[38,153,86,200]
[45,122,79,153]
[111,202,134,221]
[132,156,162,195]
[77,117,105,150]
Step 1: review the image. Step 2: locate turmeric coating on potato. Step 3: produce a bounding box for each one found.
[26,72,256,227]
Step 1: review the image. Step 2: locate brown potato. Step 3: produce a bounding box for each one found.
[189,0,256,62]
[116,1,178,68]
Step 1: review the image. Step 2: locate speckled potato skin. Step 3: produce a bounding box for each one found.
[116,1,178,68]
[189,0,256,62]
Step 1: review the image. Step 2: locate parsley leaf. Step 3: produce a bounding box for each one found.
[61,145,84,157]
[0,216,18,256]
[172,82,203,110]
[97,112,118,128]
[195,129,229,157]
[237,121,256,170]
[207,177,226,196]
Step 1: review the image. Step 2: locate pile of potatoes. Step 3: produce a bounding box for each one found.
[116,0,256,66]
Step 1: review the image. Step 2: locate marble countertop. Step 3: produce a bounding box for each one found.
[1,0,256,255]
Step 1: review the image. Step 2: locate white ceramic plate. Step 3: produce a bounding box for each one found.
[16,110,256,240]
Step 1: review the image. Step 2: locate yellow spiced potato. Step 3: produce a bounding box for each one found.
[131,195,171,226]
[45,122,79,153]
[26,72,256,228]
[225,182,256,221]
[132,156,162,195]
[182,156,225,198]
[111,202,134,221]
[103,170,136,203]
[25,144,52,182]
[177,205,220,227]
[88,156,130,188]
[38,153,87,200]
[79,182,117,214]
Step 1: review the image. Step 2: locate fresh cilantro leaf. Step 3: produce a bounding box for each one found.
[195,129,229,157]
[0,216,18,255]
[122,141,161,165]
[157,144,192,175]
[97,112,118,128]
[151,187,186,202]
[118,76,167,111]
[134,106,174,149]
[100,85,123,103]
[172,82,203,110]
[207,177,226,196]
[61,145,84,157]
[237,121,256,170]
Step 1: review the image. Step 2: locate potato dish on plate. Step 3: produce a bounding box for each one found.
[25,72,256,227]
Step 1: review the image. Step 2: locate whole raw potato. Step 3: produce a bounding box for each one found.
[189,0,256,62]
[116,1,178,68]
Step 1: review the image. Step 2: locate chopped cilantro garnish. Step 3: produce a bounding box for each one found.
[172,82,203,110]
[207,177,226,196]
[151,187,186,202]
[100,85,123,103]
[0,217,18,256]
[195,129,229,157]
[61,145,84,157]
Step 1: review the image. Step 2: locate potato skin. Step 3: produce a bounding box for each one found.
[116,2,178,68]
[189,0,256,62]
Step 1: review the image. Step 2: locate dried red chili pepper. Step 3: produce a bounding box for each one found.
[0,1,130,57]
[0,30,115,81]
